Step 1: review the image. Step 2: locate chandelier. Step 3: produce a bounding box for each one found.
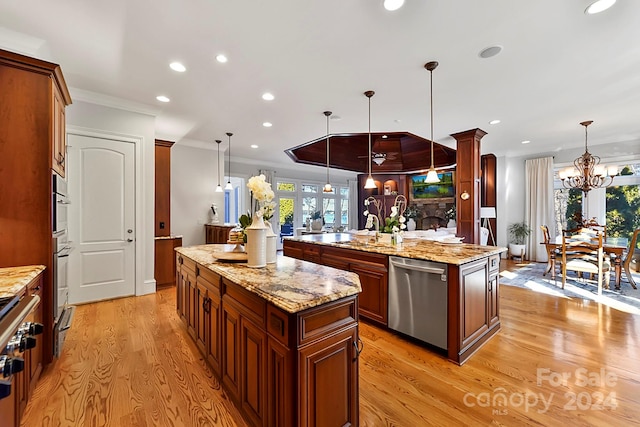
[559,120,617,193]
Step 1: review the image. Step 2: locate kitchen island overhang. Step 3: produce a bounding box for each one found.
[175,244,362,427]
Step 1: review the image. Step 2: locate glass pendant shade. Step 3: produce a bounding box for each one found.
[364,176,376,189]
[425,168,440,183]
[225,132,233,190]
[425,61,440,183]
[323,111,333,193]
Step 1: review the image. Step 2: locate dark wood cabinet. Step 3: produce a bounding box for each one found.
[155,237,182,287]
[299,326,359,427]
[0,48,71,369]
[176,251,359,427]
[205,224,236,243]
[28,276,43,395]
[284,241,388,326]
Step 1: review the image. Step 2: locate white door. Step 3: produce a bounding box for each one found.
[67,134,136,304]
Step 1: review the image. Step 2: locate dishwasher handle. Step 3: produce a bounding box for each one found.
[390,257,446,275]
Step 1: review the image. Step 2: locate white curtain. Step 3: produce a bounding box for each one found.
[525,157,554,262]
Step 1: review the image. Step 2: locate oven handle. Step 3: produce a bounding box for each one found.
[0,295,40,349]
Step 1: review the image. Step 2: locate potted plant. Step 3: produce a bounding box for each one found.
[508,221,531,259]
[404,205,420,231]
[444,205,456,228]
[310,210,323,231]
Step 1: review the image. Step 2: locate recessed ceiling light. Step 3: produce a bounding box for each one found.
[156,95,170,103]
[383,0,405,11]
[251,144,258,149]
[479,45,503,59]
[216,54,228,63]
[262,93,275,101]
[382,135,388,139]
[585,0,616,14]
[521,140,531,144]
[262,122,272,127]
[489,119,501,125]
[169,62,186,72]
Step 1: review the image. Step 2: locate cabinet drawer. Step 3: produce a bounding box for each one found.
[297,297,357,347]
[198,265,221,293]
[181,256,196,274]
[266,304,290,347]
[489,255,500,272]
[223,279,265,327]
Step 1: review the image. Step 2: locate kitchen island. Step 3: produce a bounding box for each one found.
[175,245,362,427]
[283,233,507,365]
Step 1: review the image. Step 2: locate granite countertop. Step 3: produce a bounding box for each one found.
[0,265,46,299]
[176,245,361,314]
[288,233,507,265]
[155,235,183,240]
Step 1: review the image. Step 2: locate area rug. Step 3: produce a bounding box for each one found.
[499,261,640,315]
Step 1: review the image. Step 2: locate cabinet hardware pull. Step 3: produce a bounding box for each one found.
[352,338,364,361]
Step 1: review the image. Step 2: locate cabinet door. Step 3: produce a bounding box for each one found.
[207,292,222,376]
[282,240,303,260]
[196,283,208,355]
[52,84,66,177]
[0,381,16,427]
[350,261,388,325]
[488,272,499,328]
[240,317,266,427]
[267,337,293,427]
[222,302,241,403]
[299,327,359,427]
[187,270,197,339]
[459,259,489,350]
[28,277,43,392]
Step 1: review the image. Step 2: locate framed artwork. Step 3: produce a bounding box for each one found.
[409,171,455,202]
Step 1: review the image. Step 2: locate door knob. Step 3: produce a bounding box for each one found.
[127,238,134,242]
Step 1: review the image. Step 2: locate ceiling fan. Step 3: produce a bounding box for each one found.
[359,151,399,166]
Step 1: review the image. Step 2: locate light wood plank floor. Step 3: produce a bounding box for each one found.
[22,261,640,426]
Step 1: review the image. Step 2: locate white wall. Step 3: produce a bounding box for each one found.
[172,144,225,246]
[66,100,156,295]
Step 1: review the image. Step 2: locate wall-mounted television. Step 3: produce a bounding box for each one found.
[409,171,455,201]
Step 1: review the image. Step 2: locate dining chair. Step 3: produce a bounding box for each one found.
[561,231,611,295]
[621,228,639,289]
[541,225,561,277]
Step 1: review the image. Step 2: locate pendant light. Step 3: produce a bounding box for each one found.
[364,90,377,189]
[424,61,440,184]
[224,132,233,190]
[323,111,333,193]
[215,139,223,192]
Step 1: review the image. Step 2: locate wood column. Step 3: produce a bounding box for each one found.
[451,129,487,244]
[481,154,497,246]
[155,139,175,236]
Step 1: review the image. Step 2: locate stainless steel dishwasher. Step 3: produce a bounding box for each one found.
[388,256,448,350]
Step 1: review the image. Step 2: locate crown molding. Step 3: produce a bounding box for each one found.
[69,87,160,117]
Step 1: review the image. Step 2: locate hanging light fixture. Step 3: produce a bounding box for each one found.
[559,120,617,194]
[224,132,233,190]
[364,90,377,189]
[424,61,440,184]
[215,139,223,192]
[323,111,333,193]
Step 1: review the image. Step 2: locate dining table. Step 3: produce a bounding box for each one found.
[544,236,630,290]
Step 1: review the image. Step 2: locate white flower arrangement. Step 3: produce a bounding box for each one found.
[363,195,407,233]
[247,174,275,220]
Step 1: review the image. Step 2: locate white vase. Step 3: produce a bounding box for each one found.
[246,213,267,268]
[264,220,277,264]
[447,219,456,228]
[311,218,323,231]
[407,218,416,231]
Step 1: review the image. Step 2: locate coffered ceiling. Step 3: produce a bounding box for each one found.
[1,1,639,171]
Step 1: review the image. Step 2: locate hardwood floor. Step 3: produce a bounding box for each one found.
[22,261,640,426]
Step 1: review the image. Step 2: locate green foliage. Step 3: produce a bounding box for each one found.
[404,205,420,219]
[310,210,322,220]
[508,221,531,245]
[283,212,294,224]
[605,183,640,240]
